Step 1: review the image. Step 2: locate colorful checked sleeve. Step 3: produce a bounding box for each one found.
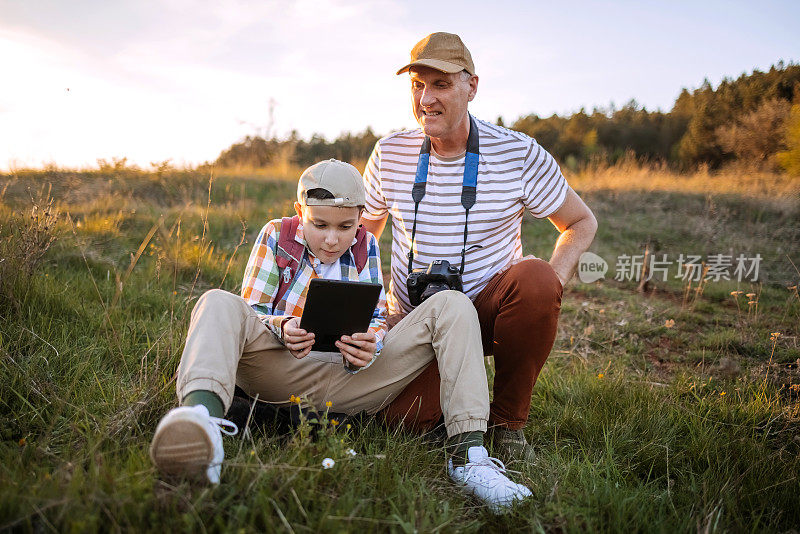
[240,220,288,339]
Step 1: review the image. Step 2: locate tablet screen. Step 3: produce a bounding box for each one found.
[299,278,382,353]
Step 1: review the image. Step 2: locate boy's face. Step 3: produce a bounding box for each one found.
[294,202,362,264]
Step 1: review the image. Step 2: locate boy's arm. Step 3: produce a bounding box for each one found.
[241,220,295,341]
[343,232,388,374]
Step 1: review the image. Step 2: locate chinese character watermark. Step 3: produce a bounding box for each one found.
[579,253,762,283]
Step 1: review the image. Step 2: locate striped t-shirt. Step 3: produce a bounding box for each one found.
[362,117,569,314]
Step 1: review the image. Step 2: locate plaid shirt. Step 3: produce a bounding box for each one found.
[241,218,388,372]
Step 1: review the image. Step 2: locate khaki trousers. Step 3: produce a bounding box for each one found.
[176,289,488,437]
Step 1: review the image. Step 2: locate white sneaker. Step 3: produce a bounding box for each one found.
[150,405,238,484]
[448,446,532,512]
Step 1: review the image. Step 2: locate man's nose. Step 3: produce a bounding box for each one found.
[420,89,436,107]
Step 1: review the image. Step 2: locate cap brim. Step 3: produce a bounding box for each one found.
[396,59,467,75]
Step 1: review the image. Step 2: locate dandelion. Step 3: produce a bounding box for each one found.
[664,319,675,328]
[330,419,339,426]
[322,458,335,469]
[289,394,296,403]
[771,332,782,341]
[346,448,357,457]
[325,401,332,408]
[597,373,605,379]
[720,391,726,396]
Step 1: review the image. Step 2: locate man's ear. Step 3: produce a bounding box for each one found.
[294,201,304,219]
[467,75,479,102]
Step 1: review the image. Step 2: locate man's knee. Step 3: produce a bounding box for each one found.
[507,259,562,309]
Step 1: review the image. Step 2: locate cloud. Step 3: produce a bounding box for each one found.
[0,0,419,169]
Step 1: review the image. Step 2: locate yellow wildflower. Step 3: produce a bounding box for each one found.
[664,319,675,328]
[597,373,605,379]
[730,290,744,297]
[325,401,333,408]
[330,419,339,426]
[770,332,782,341]
[720,391,726,396]
[745,293,756,298]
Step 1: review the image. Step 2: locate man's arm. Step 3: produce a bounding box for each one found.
[360,213,388,240]
[546,188,598,287]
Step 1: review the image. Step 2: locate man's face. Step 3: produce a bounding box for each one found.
[410,66,477,141]
[294,202,361,264]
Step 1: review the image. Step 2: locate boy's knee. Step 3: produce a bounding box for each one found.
[428,289,474,311]
[194,289,245,316]
[424,290,479,325]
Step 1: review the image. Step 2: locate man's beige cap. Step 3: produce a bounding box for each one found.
[297,159,366,207]
[396,32,475,76]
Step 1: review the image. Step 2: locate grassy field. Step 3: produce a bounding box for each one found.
[1,164,799,532]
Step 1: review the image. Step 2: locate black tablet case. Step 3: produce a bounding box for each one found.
[299,278,382,353]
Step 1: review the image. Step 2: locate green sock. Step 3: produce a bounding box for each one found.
[182,390,224,418]
[447,431,484,466]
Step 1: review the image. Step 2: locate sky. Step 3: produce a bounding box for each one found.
[0,0,798,170]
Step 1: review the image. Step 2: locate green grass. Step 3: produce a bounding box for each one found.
[1,168,799,532]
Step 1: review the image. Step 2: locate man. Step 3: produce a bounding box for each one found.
[363,32,598,462]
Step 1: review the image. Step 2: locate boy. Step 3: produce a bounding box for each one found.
[149,159,531,511]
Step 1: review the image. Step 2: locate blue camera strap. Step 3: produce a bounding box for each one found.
[408,114,479,275]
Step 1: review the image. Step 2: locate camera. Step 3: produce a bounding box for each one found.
[406,259,463,306]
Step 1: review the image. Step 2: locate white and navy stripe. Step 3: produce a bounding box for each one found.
[362,118,569,314]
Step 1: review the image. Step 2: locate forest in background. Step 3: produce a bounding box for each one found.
[214,62,800,175]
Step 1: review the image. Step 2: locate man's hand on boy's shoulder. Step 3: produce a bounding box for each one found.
[337,332,377,369]
[282,317,315,359]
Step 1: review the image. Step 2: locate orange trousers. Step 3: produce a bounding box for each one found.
[381,258,563,432]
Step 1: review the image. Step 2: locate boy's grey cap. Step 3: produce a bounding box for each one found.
[297,159,366,207]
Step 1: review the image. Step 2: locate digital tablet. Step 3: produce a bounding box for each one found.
[299,278,382,353]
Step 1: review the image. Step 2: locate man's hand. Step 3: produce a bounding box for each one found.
[336,331,377,369]
[283,317,315,359]
[547,188,598,286]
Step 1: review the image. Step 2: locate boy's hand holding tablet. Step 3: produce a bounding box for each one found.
[283,278,381,368]
[283,319,376,367]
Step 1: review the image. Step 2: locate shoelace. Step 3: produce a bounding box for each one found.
[462,455,508,488]
[209,416,239,436]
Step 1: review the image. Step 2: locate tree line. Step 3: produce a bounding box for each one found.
[214,62,800,174]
